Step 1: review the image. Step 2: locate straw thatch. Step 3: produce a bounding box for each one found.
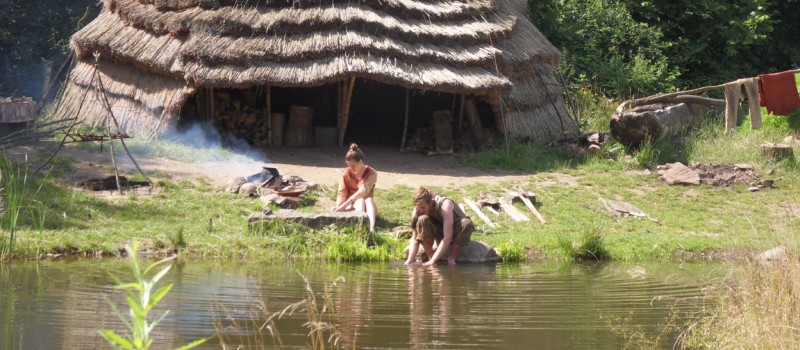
[55,0,578,141]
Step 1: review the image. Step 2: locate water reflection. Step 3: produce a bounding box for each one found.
[0,259,720,349]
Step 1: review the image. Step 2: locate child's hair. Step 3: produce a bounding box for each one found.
[345,143,365,162]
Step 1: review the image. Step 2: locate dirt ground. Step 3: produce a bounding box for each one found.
[12,142,531,190]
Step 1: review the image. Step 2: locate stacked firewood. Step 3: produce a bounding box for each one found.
[212,92,270,147]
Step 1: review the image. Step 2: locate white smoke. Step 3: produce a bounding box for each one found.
[164,122,269,165]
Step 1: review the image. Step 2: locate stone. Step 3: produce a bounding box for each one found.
[758,246,787,263]
[760,142,794,161]
[239,182,258,197]
[226,177,248,193]
[659,162,700,186]
[247,209,367,230]
[414,240,501,264]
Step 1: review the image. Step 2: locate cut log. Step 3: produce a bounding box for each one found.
[760,143,794,161]
[464,197,497,228]
[464,98,484,149]
[432,110,454,153]
[610,103,703,148]
[286,106,313,146]
[271,112,285,146]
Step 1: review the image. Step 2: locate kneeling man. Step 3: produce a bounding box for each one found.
[404,187,474,266]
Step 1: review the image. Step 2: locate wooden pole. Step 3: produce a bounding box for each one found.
[266,85,272,145]
[457,94,466,132]
[209,87,215,122]
[401,88,410,151]
[338,77,356,146]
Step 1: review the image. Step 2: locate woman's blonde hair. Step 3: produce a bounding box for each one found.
[345,143,365,162]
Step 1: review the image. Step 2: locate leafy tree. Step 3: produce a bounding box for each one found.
[529,0,679,97]
[0,0,99,97]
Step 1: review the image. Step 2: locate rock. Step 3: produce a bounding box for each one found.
[453,241,501,263]
[239,183,258,197]
[757,246,787,263]
[226,177,248,193]
[247,209,367,230]
[659,162,700,185]
[415,240,501,264]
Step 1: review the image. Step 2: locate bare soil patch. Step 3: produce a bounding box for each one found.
[11,142,533,191]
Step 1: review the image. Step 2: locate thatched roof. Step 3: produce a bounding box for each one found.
[55,0,578,141]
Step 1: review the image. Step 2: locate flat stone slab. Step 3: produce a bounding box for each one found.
[248,209,367,230]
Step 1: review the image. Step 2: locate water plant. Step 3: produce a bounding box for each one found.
[213,273,345,350]
[557,226,610,261]
[0,151,45,259]
[98,242,208,350]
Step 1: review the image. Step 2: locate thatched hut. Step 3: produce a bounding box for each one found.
[53,0,577,147]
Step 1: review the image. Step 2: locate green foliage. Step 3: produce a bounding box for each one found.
[557,227,610,261]
[529,0,679,97]
[0,152,46,259]
[496,241,526,262]
[98,242,209,350]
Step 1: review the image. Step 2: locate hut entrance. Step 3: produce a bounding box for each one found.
[177,80,494,151]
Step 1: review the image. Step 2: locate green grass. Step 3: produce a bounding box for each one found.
[4,85,800,262]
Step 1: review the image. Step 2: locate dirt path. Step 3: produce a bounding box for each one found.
[16,142,532,189]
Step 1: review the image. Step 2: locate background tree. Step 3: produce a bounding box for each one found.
[0,0,99,98]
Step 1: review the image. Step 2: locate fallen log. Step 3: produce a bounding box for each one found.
[610,103,704,148]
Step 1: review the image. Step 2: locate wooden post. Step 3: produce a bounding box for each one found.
[457,94,466,132]
[209,87,215,122]
[401,88,410,151]
[464,98,484,148]
[41,60,53,100]
[266,85,272,145]
[337,77,356,146]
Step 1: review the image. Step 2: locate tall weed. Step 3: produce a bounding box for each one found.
[99,242,209,350]
[0,151,45,259]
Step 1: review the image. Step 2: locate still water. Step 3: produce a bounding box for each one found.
[1,259,721,349]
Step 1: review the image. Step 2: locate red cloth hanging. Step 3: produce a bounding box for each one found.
[758,70,800,115]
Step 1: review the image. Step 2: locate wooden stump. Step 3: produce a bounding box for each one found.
[432,110,453,153]
[271,112,285,146]
[760,143,794,161]
[610,103,702,148]
[464,99,484,148]
[285,106,314,146]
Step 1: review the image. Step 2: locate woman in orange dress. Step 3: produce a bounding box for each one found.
[333,143,378,232]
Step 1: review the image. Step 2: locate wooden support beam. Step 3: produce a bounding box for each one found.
[401,88,410,151]
[518,194,546,224]
[266,85,272,145]
[338,77,356,146]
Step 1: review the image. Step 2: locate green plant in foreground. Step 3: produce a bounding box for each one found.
[496,241,526,262]
[557,226,610,261]
[0,151,45,259]
[99,243,209,350]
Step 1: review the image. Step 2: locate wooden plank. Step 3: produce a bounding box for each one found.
[485,206,499,216]
[500,202,529,222]
[464,197,496,228]
[401,88,410,151]
[518,194,546,224]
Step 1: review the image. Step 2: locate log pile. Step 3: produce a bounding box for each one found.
[212,92,271,147]
[550,132,609,158]
[0,96,36,123]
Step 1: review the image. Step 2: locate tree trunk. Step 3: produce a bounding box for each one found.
[610,103,703,148]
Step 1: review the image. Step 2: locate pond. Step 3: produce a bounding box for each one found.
[1,259,722,349]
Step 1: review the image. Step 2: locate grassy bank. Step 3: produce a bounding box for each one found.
[1,124,797,262]
[3,83,800,262]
